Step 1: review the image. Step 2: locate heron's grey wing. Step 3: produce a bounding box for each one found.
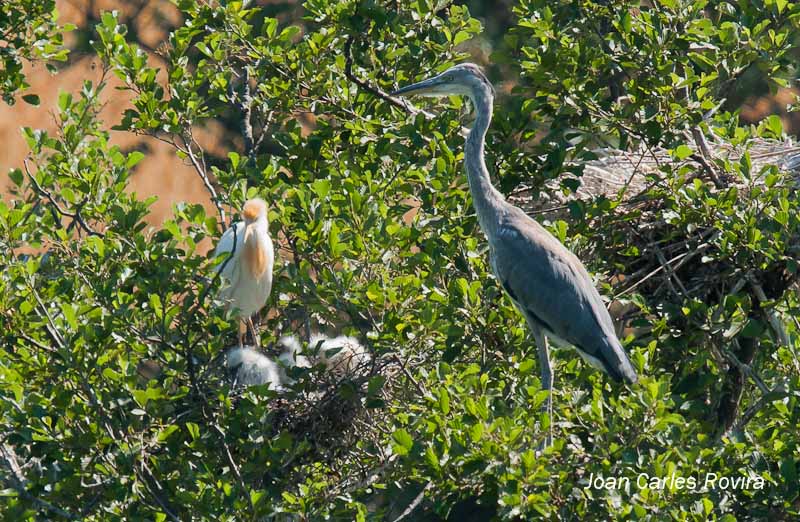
[492,209,637,382]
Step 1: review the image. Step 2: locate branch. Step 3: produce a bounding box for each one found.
[239,67,255,158]
[343,34,466,136]
[179,135,226,228]
[16,331,58,354]
[749,281,800,374]
[25,278,66,351]
[137,460,182,522]
[391,354,427,397]
[723,341,769,394]
[213,424,257,521]
[0,444,78,520]
[24,158,104,238]
[343,36,429,115]
[729,383,788,435]
[391,481,432,522]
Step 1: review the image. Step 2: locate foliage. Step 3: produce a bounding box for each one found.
[0,0,70,105]
[1,1,799,520]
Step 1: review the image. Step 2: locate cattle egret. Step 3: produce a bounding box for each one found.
[226,346,283,389]
[276,335,313,386]
[310,333,371,379]
[215,198,274,348]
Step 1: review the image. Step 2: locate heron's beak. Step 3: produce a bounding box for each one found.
[391,76,445,97]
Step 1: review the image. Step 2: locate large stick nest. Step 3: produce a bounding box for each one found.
[511,137,800,306]
[509,136,800,434]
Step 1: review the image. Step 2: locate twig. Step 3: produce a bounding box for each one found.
[342,36,473,138]
[723,342,769,394]
[137,460,182,522]
[690,128,725,188]
[651,242,689,298]
[26,279,66,351]
[618,251,689,296]
[179,134,226,227]
[15,331,58,353]
[392,354,427,397]
[729,383,788,434]
[750,281,800,374]
[213,424,257,521]
[343,36,432,117]
[391,481,432,522]
[24,158,104,238]
[0,444,78,520]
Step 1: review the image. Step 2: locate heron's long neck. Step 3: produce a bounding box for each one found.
[465,87,504,237]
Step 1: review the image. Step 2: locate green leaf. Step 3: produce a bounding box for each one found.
[424,445,440,469]
[766,114,783,137]
[22,94,40,106]
[392,429,414,455]
[674,144,693,160]
[185,422,200,441]
[453,30,471,46]
[60,304,78,330]
[126,151,145,168]
[101,11,117,29]
[312,179,331,199]
[8,168,23,187]
[149,294,163,319]
[438,389,450,415]
[157,425,180,442]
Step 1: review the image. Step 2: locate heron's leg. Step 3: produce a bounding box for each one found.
[532,327,553,448]
[247,316,260,348]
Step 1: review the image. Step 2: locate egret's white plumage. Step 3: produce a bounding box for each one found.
[226,346,283,389]
[274,333,371,385]
[276,335,312,385]
[310,333,371,379]
[215,198,274,347]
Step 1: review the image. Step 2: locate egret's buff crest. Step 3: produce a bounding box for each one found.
[242,198,267,222]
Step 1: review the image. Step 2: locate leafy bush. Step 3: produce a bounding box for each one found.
[1,1,799,520]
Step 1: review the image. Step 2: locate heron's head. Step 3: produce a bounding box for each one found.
[242,198,268,223]
[391,63,493,100]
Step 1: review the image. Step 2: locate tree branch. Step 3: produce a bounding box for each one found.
[0,443,78,520]
[24,158,104,238]
[343,35,451,128]
[179,135,226,228]
[391,481,432,522]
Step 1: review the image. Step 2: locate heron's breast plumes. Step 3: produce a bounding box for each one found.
[243,225,269,279]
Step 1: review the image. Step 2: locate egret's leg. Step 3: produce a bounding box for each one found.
[532,327,553,448]
[237,320,246,348]
[247,316,260,348]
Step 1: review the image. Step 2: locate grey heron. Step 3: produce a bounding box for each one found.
[392,64,638,445]
[214,198,275,348]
